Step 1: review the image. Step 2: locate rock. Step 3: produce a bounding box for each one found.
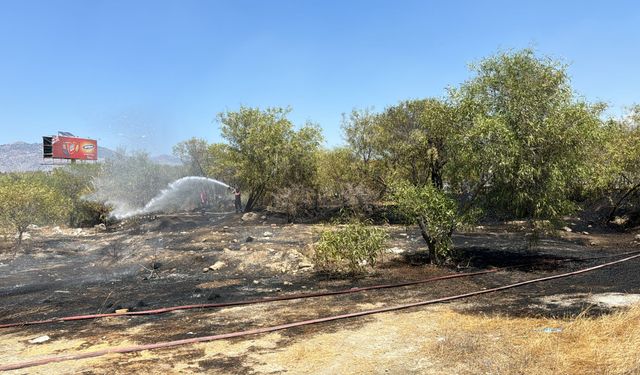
[15,232,31,240]
[27,224,39,230]
[52,226,63,235]
[222,226,229,231]
[232,239,239,243]
[246,236,254,242]
[270,224,278,228]
[635,234,640,241]
[209,261,226,271]
[201,238,208,242]
[590,241,597,246]
[611,216,628,226]
[298,261,313,269]
[262,231,273,237]
[28,335,50,344]
[386,247,405,254]
[582,231,589,235]
[562,226,573,232]
[283,281,293,286]
[261,215,266,220]
[241,212,260,222]
[223,247,231,252]
[94,223,107,231]
[202,267,209,273]
[115,308,129,314]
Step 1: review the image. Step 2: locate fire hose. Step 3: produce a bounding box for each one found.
[1,252,638,371]
[1,250,639,330]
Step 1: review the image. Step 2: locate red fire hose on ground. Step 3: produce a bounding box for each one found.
[0,269,498,329]
[2,251,638,330]
[1,252,639,372]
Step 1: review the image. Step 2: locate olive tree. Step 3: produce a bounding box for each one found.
[452,49,606,220]
[172,137,213,176]
[0,174,69,248]
[212,106,323,212]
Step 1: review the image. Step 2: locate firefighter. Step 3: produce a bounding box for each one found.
[233,187,242,213]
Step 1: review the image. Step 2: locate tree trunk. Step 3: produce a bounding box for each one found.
[431,167,443,190]
[608,181,640,222]
[14,230,23,255]
[418,218,438,264]
[244,185,266,212]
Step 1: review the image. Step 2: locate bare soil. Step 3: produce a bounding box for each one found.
[0,212,638,374]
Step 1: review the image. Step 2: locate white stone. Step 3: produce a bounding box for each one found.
[29,335,50,344]
[209,261,226,271]
[386,247,405,254]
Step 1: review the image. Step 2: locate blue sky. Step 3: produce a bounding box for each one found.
[0,0,638,154]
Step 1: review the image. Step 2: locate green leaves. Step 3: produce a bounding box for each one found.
[213,106,323,211]
[388,181,458,262]
[314,220,389,274]
[455,49,607,220]
[0,174,70,245]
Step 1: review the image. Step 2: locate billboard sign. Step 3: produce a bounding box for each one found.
[49,136,98,160]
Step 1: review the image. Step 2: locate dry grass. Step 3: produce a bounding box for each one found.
[428,305,640,375]
[1,303,638,374]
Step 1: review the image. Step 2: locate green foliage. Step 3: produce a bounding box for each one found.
[0,173,70,247]
[340,108,380,185]
[172,137,212,176]
[314,220,389,274]
[389,181,459,264]
[49,164,108,227]
[600,106,640,221]
[452,49,607,219]
[374,99,459,189]
[211,106,323,211]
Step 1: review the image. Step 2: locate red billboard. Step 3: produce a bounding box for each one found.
[50,136,98,160]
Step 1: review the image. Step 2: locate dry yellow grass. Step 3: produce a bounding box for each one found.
[427,305,640,375]
[2,303,638,374]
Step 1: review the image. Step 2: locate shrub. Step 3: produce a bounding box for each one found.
[271,185,317,223]
[0,174,70,248]
[314,220,388,274]
[389,181,459,264]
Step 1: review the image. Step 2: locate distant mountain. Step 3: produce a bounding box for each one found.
[0,142,183,172]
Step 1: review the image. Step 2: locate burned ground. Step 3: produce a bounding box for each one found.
[0,213,639,374]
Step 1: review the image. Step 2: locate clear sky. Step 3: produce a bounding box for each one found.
[0,0,638,154]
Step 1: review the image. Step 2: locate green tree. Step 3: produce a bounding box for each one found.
[601,106,640,221]
[452,49,606,220]
[375,99,460,190]
[0,174,69,248]
[341,108,379,184]
[212,106,323,212]
[172,137,212,176]
[389,181,459,264]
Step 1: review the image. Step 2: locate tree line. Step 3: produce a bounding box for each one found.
[1,49,638,263]
[173,49,639,262]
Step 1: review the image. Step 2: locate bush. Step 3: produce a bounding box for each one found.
[271,185,317,223]
[389,181,459,265]
[314,221,388,274]
[0,174,70,248]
